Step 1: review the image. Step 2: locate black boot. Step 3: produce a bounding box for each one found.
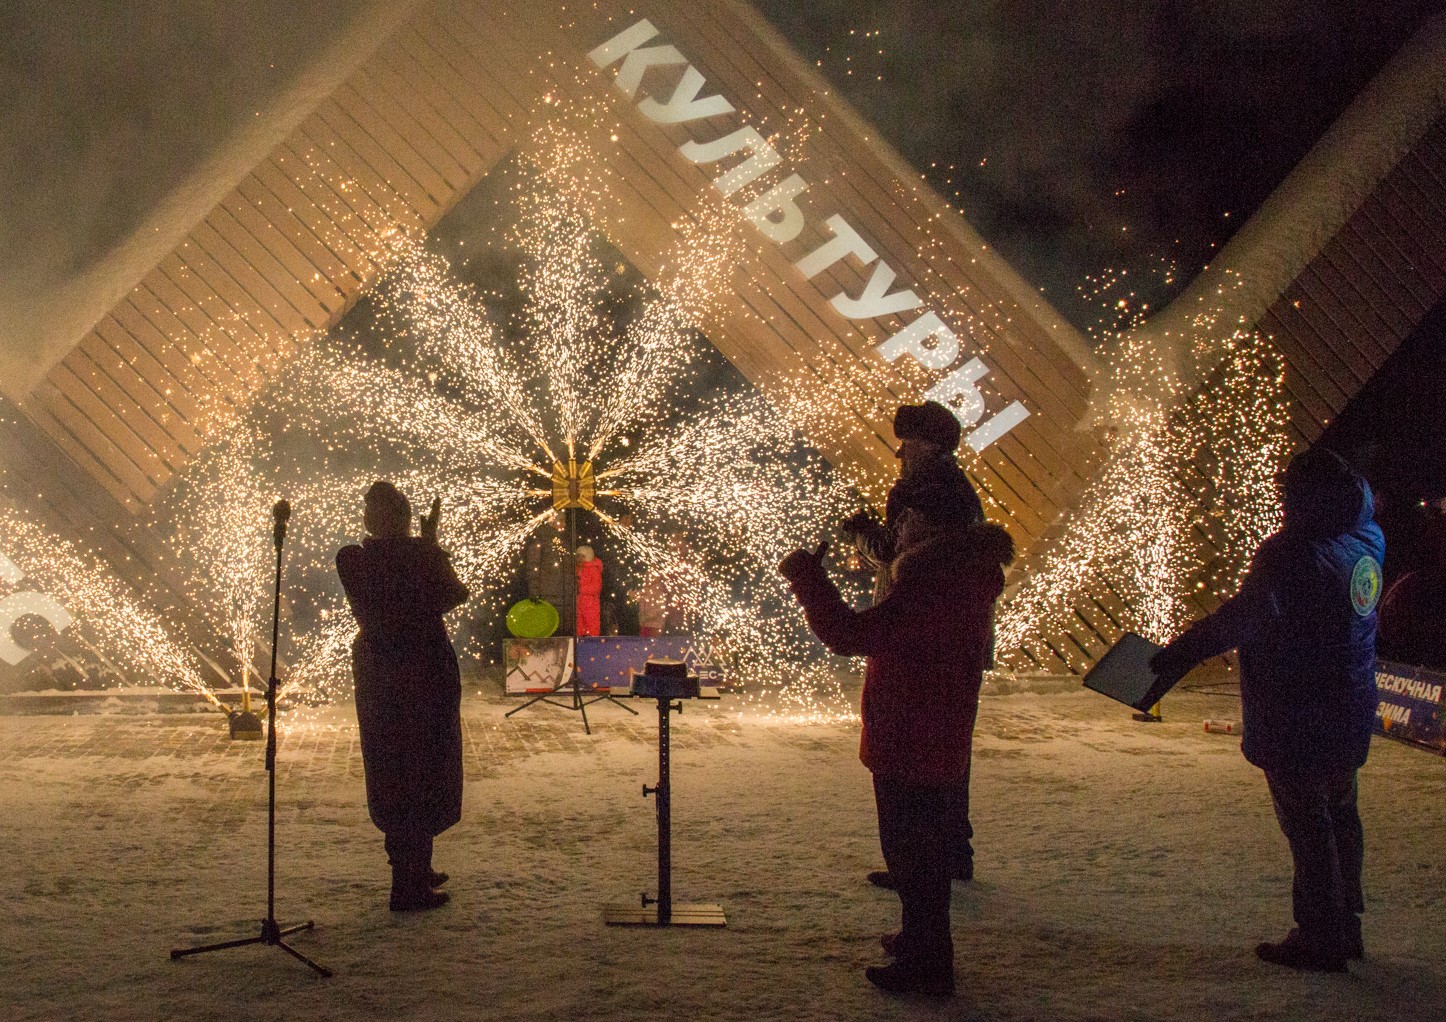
[390,863,450,912]
[1255,928,1346,972]
[1340,914,1364,960]
[865,956,955,996]
[867,870,898,891]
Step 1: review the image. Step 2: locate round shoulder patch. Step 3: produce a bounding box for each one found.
[1350,555,1382,617]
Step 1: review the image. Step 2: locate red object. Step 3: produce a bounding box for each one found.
[576,556,604,637]
[782,526,1013,784]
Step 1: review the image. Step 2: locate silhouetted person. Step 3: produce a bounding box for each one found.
[1151,448,1383,971]
[337,481,469,912]
[781,499,1014,997]
[842,400,984,887]
[524,513,573,634]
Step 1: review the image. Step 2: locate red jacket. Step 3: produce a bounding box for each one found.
[783,524,1013,784]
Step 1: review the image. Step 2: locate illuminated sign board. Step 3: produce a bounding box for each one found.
[589,19,1030,453]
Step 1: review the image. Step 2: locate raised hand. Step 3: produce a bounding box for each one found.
[777,540,829,580]
[420,497,442,542]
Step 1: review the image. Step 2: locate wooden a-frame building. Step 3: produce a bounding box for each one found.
[1,1,1443,682]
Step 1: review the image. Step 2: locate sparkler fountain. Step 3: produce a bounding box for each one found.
[157,133,862,722]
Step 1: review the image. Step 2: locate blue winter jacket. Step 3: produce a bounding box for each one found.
[1160,458,1384,772]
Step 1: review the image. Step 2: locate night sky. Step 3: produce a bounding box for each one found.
[759,0,1446,515]
[757,0,1442,333]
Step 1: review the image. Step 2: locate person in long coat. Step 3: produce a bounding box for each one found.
[780,500,1014,997]
[841,400,985,887]
[1151,447,1384,971]
[337,481,469,912]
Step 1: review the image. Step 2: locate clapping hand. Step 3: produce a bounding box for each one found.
[420,497,442,542]
[778,540,829,580]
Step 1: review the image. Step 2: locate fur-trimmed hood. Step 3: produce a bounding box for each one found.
[892,522,1016,585]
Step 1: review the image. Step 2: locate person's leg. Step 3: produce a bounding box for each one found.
[420,832,449,887]
[872,774,907,897]
[388,830,448,911]
[1260,770,1348,968]
[867,778,954,994]
[874,780,950,952]
[945,762,974,880]
[1326,769,1364,956]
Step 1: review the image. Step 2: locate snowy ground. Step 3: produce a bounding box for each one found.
[2,674,1443,1022]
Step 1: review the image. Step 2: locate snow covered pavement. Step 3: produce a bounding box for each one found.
[1,681,1443,1021]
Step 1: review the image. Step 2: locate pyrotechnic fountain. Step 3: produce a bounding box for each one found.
[0,118,1295,717]
[995,267,1291,667]
[0,502,221,706]
[156,129,863,720]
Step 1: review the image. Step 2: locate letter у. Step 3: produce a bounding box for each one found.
[832,260,922,320]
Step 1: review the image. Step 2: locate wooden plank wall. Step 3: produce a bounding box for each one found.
[1261,115,1446,451]
[15,1,526,513]
[11,0,1437,675]
[16,0,1098,527]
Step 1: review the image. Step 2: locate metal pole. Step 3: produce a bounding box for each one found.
[266,537,282,927]
[657,698,672,923]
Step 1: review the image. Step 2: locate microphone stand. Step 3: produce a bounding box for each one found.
[171,499,332,977]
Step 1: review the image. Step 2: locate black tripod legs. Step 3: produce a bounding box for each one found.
[171,919,332,978]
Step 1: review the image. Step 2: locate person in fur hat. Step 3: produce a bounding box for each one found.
[780,498,1015,996]
[842,400,985,888]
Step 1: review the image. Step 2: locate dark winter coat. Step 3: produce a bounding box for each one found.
[783,523,1014,784]
[1156,460,1384,773]
[850,451,983,604]
[337,535,469,836]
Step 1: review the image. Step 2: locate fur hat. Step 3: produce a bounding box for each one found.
[893,400,962,451]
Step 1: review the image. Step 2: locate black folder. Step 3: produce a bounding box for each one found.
[1083,632,1174,711]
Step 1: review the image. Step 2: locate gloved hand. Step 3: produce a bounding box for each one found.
[420,497,442,542]
[840,510,877,537]
[778,541,829,581]
[1149,644,1194,686]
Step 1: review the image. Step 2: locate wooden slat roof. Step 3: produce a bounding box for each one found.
[15,0,1099,561]
[6,1,1442,675]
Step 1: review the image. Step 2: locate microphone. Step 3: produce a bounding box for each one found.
[272,499,291,550]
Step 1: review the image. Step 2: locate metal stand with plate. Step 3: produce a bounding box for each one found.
[604,660,725,927]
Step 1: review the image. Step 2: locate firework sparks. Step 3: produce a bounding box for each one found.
[157,128,862,721]
[0,503,219,705]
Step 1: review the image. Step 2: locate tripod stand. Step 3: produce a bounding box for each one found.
[171,499,331,977]
[506,502,637,735]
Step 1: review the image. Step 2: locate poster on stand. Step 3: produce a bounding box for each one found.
[576,636,691,691]
[503,637,575,694]
[1374,659,1446,754]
